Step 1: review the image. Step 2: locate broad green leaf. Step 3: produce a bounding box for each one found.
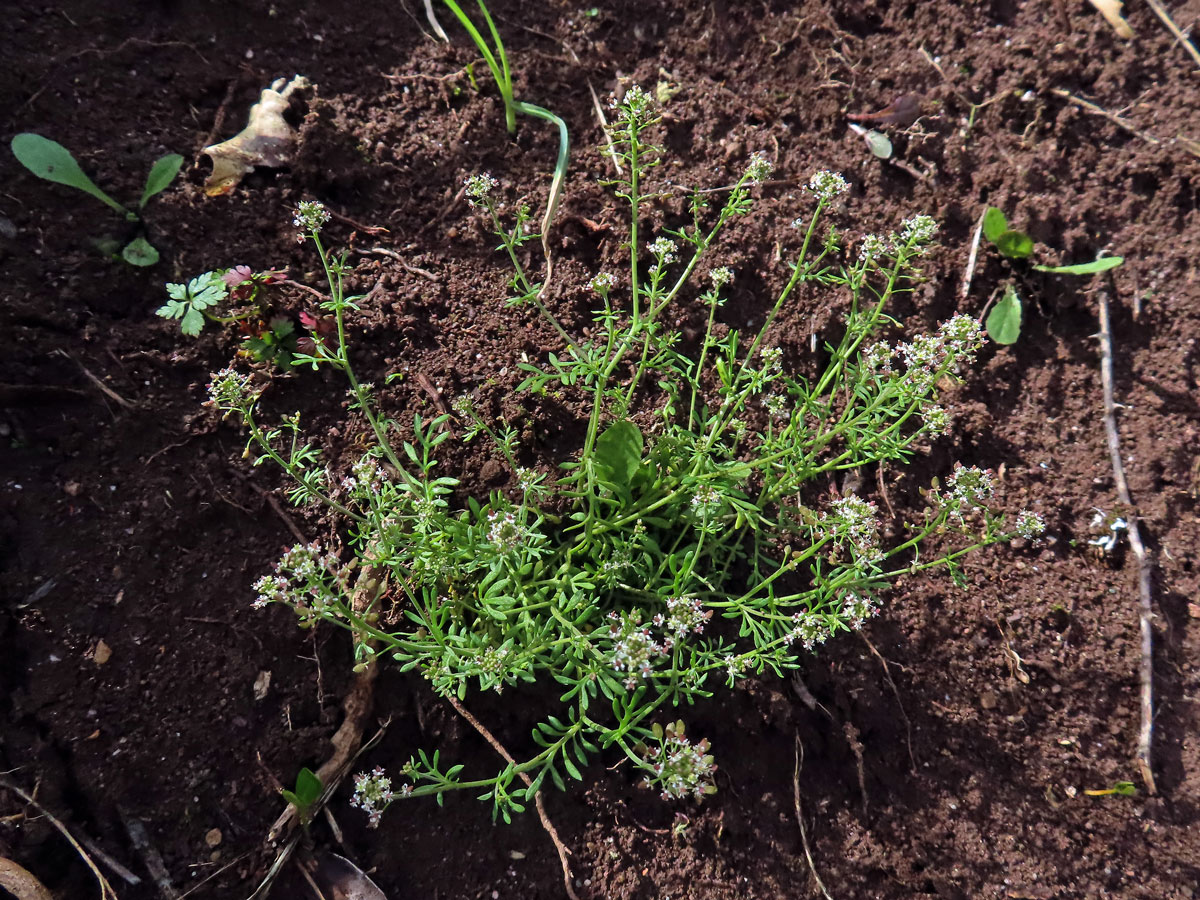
[1034,256,1123,275]
[121,236,159,266]
[294,767,323,807]
[986,286,1022,345]
[982,206,1008,243]
[11,133,128,216]
[593,420,643,488]
[995,229,1034,260]
[139,153,184,208]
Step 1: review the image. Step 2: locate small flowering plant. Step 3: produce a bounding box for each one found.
[200,86,1044,826]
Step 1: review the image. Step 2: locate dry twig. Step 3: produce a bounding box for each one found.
[792,736,834,900]
[0,776,120,899]
[445,696,580,900]
[1095,275,1157,794]
[961,205,986,301]
[1144,0,1200,69]
[1051,89,1160,144]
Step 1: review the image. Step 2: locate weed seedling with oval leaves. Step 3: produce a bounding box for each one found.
[10,133,182,266]
[981,206,1124,345]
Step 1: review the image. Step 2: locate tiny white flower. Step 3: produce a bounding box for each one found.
[648,237,678,263]
[745,151,773,184]
[900,214,938,245]
[807,170,850,202]
[1015,509,1046,540]
[591,272,616,293]
[464,173,498,207]
[293,200,331,233]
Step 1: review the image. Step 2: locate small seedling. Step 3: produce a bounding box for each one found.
[985,284,1023,345]
[1083,781,1137,797]
[10,133,182,266]
[280,767,324,824]
[982,206,1034,260]
[157,266,298,367]
[983,206,1123,274]
[438,0,569,267]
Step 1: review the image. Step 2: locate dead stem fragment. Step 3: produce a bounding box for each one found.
[1095,274,1157,795]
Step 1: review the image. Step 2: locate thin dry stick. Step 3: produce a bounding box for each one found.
[55,350,136,409]
[588,81,622,174]
[1096,278,1157,795]
[0,776,120,900]
[792,736,834,900]
[445,696,580,900]
[1144,0,1200,69]
[1051,89,1161,144]
[961,206,986,301]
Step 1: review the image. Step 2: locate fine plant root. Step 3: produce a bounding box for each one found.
[1095,273,1157,795]
[842,721,869,819]
[446,696,581,900]
[792,736,835,900]
[1144,0,1200,70]
[0,775,120,900]
[859,633,918,772]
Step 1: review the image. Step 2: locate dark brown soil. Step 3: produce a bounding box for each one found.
[3,1,1200,899]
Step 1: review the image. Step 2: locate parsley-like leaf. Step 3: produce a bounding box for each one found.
[156,271,229,337]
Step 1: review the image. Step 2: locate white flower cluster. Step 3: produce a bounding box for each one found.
[611,84,653,124]
[842,592,879,630]
[785,610,832,650]
[745,151,773,184]
[760,345,783,374]
[464,173,498,208]
[1015,509,1046,540]
[252,542,341,612]
[824,495,881,560]
[922,404,951,436]
[654,595,711,639]
[350,767,409,828]
[640,726,717,802]
[709,266,734,290]
[900,214,938,245]
[648,236,678,264]
[690,483,723,517]
[487,510,525,552]
[591,271,616,293]
[206,367,259,412]
[293,200,331,234]
[894,315,986,393]
[943,464,995,521]
[807,170,850,202]
[858,233,889,264]
[608,611,667,689]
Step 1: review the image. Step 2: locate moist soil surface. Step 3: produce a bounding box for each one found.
[3,1,1200,899]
